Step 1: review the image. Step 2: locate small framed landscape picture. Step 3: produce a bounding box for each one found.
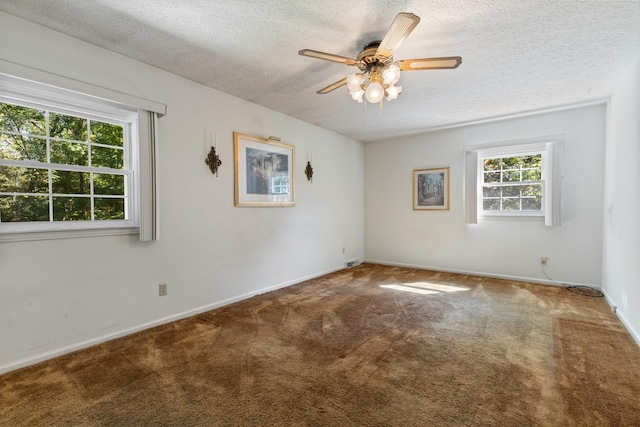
[233,132,295,207]
[413,167,450,210]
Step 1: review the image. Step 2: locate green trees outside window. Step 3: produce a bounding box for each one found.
[0,102,127,223]
[482,154,543,211]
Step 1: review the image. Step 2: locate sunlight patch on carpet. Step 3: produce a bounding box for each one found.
[380,282,470,295]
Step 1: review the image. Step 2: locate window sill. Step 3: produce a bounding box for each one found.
[478,214,544,222]
[0,226,139,242]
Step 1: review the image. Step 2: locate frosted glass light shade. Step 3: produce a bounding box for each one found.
[365,82,385,103]
[382,64,401,85]
[347,73,364,87]
[386,85,402,100]
[351,91,364,102]
[347,73,364,96]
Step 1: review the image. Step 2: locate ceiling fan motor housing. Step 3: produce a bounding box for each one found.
[357,41,394,72]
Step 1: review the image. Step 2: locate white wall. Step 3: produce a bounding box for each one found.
[0,12,365,373]
[603,54,640,344]
[365,104,606,287]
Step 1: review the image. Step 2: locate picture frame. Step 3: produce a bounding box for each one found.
[233,132,295,207]
[413,167,450,210]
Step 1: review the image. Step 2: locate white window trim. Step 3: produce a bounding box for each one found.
[0,64,164,242]
[464,135,564,226]
[0,59,166,116]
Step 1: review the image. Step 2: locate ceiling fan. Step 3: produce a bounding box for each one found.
[299,12,462,104]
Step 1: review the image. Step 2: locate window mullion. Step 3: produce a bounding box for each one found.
[0,158,126,175]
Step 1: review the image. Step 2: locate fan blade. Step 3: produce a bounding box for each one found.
[398,56,462,71]
[299,49,357,66]
[317,78,348,94]
[377,12,421,57]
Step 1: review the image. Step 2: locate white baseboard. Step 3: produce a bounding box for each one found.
[600,289,640,349]
[0,265,344,375]
[364,259,598,288]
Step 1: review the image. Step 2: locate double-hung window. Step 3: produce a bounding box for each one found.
[464,136,563,226]
[0,66,164,241]
[480,151,543,214]
[0,101,135,226]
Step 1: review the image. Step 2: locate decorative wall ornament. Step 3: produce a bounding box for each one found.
[305,160,314,182]
[205,145,222,176]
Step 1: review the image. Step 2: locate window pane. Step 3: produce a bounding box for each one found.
[50,140,88,166]
[0,195,49,222]
[52,170,90,194]
[502,198,520,211]
[483,199,500,210]
[521,155,541,168]
[94,173,124,195]
[521,184,542,197]
[94,197,125,220]
[503,170,521,182]
[49,112,87,141]
[0,133,47,162]
[90,121,124,147]
[522,169,542,181]
[522,197,542,210]
[53,197,90,221]
[0,103,46,136]
[483,186,500,197]
[483,158,500,171]
[502,157,520,169]
[502,185,521,197]
[91,145,124,169]
[484,171,500,183]
[0,166,49,193]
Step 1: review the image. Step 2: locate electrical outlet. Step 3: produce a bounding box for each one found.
[159,283,168,296]
[540,256,548,265]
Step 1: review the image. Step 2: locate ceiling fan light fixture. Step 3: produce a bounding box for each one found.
[386,85,402,100]
[347,73,364,87]
[365,82,385,103]
[351,91,364,103]
[382,63,401,85]
[347,73,365,102]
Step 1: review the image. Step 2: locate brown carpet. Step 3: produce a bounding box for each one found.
[1,263,639,426]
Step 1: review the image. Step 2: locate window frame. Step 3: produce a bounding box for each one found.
[0,99,138,229]
[477,146,546,218]
[464,135,564,226]
[0,68,163,242]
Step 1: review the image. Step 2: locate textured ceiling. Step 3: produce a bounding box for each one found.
[1,0,639,142]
